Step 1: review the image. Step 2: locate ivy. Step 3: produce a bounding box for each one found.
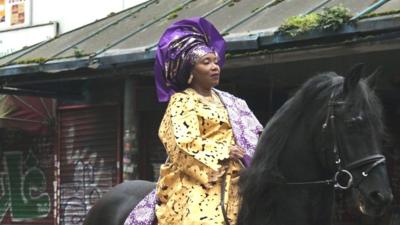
[277,5,352,37]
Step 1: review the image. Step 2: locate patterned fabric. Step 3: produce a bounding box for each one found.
[156,88,241,225]
[214,89,264,167]
[186,45,216,66]
[154,17,225,102]
[123,189,157,225]
[124,89,263,225]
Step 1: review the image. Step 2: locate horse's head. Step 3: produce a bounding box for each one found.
[238,64,393,225]
[319,64,393,216]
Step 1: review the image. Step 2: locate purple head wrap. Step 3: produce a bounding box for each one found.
[154,17,226,102]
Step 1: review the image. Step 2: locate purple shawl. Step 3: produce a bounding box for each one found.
[124,89,263,225]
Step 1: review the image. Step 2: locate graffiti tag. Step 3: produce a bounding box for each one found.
[0,151,51,222]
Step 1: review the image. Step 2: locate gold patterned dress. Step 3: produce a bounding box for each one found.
[156,88,243,225]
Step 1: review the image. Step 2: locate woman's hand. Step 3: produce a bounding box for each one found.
[208,167,225,182]
[229,145,245,160]
[204,166,226,189]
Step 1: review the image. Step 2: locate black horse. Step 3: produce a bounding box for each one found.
[84,65,392,225]
[238,64,393,225]
[83,180,155,225]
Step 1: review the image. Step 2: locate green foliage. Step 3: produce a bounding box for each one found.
[167,6,183,20]
[9,49,89,66]
[271,0,285,6]
[107,12,116,17]
[278,5,352,37]
[251,7,260,13]
[278,13,320,36]
[360,9,400,19]
[167,13,178,20]
[318,5,352,30]
[14,57,47,64]
[73,47,85,58]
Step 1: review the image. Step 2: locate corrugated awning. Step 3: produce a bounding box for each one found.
[0,95,55,134]
[0,0,399,80]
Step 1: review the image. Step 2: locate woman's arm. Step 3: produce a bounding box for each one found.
[160,93,230,185]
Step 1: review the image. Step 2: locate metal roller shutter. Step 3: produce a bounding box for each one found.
[0,130,55,225]
[58,104,121,225]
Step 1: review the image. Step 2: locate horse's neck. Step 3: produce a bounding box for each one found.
[272,118,335,225]
[280,118,327,181]
[273,186,335,225]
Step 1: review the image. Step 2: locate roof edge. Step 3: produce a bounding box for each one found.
[0,14,400,78]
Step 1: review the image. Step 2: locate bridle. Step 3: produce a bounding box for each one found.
[220,89,386,225]
[285,90,386,190]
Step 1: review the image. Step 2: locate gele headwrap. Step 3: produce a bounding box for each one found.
[154,17,225,102]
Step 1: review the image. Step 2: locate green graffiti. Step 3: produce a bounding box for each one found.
[0,151,51,222]
[0,173,10,220]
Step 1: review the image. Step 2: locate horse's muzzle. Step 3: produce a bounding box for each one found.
[356,189,393,217]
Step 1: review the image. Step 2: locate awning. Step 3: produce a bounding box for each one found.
[0,95,55,134]
[0,0,399,71]
[0,0,399,89]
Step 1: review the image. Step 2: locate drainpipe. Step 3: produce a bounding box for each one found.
[123,77,140,180]
[268,75,274,119]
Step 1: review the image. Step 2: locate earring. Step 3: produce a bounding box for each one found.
[187,74,194,84]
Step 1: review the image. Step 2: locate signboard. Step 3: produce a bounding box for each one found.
[0,22,57,57]
[0,0,5,24]
[0,0,31,30]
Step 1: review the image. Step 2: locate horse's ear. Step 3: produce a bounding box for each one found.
[365,66,382,90]
[344,63,364,94]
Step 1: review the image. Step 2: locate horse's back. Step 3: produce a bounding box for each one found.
[84,180,156,225]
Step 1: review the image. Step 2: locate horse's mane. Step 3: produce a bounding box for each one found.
[238,72,384,224]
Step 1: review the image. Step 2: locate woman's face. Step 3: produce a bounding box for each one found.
[191,53,221,89]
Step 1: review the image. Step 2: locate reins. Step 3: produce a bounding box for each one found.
[220,173,230,225]
[284,90,386,190]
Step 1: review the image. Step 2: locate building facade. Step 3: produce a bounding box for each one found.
[0,0,147,56]
[0,0,399,225]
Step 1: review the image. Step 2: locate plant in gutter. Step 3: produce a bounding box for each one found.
[277,5,352,37]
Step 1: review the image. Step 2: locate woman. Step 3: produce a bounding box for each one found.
[124,17,262,225]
